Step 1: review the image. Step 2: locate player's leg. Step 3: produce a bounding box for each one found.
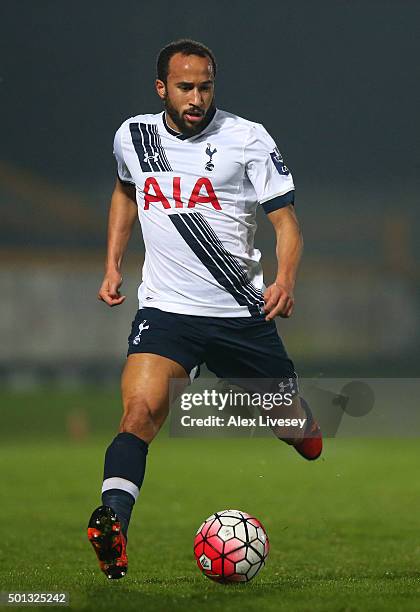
[88,353,189,579]
[205,316,322,460]
[106,352,188,525]
[289,396,323,461]
[88,307,204,579]
[103,353,189,529]
[120,352,188,442]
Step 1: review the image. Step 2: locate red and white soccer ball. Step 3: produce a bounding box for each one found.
[194,509,269,583]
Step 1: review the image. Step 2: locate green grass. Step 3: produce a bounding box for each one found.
[1,390,420,611]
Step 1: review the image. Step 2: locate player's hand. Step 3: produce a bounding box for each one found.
[263,282,294,320]
[97,270,126,307]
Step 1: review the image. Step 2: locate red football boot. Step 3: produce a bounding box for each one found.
[87,506,128,579]
[292,398,323,461]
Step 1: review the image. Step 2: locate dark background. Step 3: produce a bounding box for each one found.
[1,0,419,380]
[2,0,419,187]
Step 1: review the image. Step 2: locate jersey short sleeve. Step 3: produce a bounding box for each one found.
[113,124,134,185]
[245,124,295,213]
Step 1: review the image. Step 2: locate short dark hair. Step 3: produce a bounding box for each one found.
[156,39,217,83]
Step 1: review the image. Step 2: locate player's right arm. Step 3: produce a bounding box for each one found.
[98,177,137,307]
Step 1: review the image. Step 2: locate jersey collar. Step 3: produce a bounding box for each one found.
[162,112,190,140]
[161,108,218,141]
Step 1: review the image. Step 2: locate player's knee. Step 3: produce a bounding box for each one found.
[120,395,160,436]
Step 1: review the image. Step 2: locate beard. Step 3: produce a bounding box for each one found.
[164,94,216,137]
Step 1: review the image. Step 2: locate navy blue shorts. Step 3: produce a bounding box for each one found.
[127,307,296,383]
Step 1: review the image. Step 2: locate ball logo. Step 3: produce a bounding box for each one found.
[199,554,211,570]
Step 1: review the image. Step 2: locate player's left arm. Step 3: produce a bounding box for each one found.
[263,204,303,321]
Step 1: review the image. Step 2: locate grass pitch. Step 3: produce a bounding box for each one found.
[1,389,420,611]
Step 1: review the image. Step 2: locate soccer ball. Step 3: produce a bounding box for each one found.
[193,509,269,583]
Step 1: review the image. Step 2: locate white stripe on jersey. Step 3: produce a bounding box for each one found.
[188,213,264,305]
[173,212,264,316]
[192,213,263,301]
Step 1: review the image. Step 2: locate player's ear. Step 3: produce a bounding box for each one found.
[155,79,166,100]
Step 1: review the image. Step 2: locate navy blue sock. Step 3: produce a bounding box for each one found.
[101,432,148,538]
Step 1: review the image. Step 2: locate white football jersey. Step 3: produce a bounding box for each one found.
[113,109,295,317]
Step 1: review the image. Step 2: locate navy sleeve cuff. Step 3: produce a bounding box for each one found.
[261,190,295,214]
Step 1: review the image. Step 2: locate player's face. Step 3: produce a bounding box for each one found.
[156,53,215,137]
